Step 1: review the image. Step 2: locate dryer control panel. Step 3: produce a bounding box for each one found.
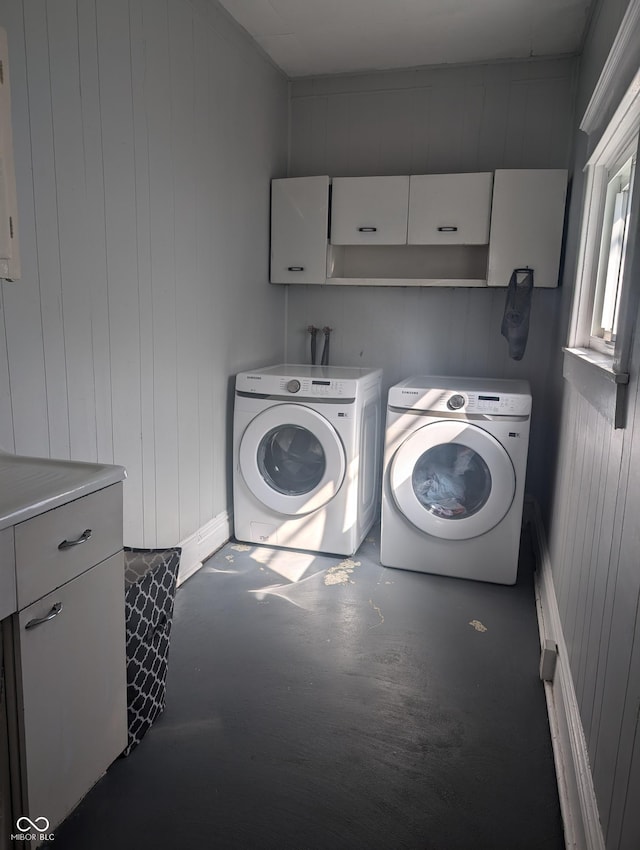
[464,392,531,415]
[389,379,531,417]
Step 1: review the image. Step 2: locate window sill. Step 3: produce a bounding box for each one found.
[562,347,629,427]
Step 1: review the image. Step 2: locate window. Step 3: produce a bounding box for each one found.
[590,146,636,351]
[564,66,640,427]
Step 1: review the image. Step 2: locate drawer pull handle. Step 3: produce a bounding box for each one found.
[25,602,63,630]
[58,529,92,550]
[437,226,458,232]
[287,266,304,272]
[358,226,377,232]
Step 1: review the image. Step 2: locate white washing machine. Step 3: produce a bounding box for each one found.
[381,376,531,584]
[233,364,382,556]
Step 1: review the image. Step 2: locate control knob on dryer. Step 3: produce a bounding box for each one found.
[447,394,465,411]
[286,379,301,393]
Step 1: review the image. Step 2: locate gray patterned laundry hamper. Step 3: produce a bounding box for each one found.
[122,546,181,756]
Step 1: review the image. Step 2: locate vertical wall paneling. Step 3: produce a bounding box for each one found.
[193,18,214,529]
[142,0,180,546]
[0,0,288,557]
[129,0,156,543]
[605,375,640,847]
[591,371,640,842]
[1,0,49,456]
[48,0,98,461]
[169,0,200,542]
[78,0,114,466]
[580,425,621,744]
[574,408,608,699]
[22,0,70,460]
[95,0,144,544]
[564,402,597,658]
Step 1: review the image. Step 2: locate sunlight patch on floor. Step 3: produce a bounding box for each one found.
[249,547,319,582]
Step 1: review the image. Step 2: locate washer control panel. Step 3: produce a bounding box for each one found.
[237,372,356,399]
[278,377,348,396]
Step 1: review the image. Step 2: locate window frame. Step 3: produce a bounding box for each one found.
[564,62,640,428]
[589,148,635,348]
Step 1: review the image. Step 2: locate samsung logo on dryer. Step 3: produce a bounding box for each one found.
[402,390,420,396]
[246,375,262,381]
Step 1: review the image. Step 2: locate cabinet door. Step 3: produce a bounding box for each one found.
[270,176,329,284]
[487,169,567,287]
[408,173,493,244]
[331,176,410,244]
[15,553,127,830]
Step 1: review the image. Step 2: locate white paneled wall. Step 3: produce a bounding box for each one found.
[545,0,640,845]
[0,0,288,552]
[286,58,577,503]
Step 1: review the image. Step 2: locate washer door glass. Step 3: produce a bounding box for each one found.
[390,420,515,540]
[239,404,346,516]
[258,425,326,495]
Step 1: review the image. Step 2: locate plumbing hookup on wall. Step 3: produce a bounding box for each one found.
[307,325,332,365]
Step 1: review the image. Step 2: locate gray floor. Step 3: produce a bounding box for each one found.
[54,523,564,849]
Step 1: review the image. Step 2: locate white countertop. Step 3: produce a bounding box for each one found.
[0,452,126,531]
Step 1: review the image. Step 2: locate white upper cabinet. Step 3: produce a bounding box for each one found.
[408,173,493,245]
[330,176,410,245]
[487,169,568,288]
[270,176,329,284]
[269,169,567,287]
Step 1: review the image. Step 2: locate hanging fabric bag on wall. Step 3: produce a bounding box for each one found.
[501,268,534,360]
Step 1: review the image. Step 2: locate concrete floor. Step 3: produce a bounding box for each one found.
[54,524,564,849]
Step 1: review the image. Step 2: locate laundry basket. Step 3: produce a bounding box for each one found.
[122,546,181,756]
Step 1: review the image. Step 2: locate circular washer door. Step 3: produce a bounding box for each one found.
[390,420,515,540]
[239,403,346,516]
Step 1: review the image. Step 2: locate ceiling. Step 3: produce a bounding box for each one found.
[218,0,594,78]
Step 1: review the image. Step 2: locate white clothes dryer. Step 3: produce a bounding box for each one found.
[233,364,382,556]
[381,376,531,584]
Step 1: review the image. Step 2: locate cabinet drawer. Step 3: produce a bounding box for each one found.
[15,483,122,609]
[331,176,410,244]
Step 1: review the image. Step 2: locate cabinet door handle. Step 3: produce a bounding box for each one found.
[25,602,63,630]
[287,266,305,272]
[358,226,377,232]
[58,529,92,550]
[437,226,458,232]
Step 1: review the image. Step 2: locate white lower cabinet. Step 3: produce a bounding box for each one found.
[14,552,127,836]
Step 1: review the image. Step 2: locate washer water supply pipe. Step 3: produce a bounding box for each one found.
[307,325,318,364]
[307,325,332,365]
[321,326,331,365]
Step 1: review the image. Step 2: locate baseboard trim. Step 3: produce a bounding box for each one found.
[526,498,605,850]
[177,510,231,586]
